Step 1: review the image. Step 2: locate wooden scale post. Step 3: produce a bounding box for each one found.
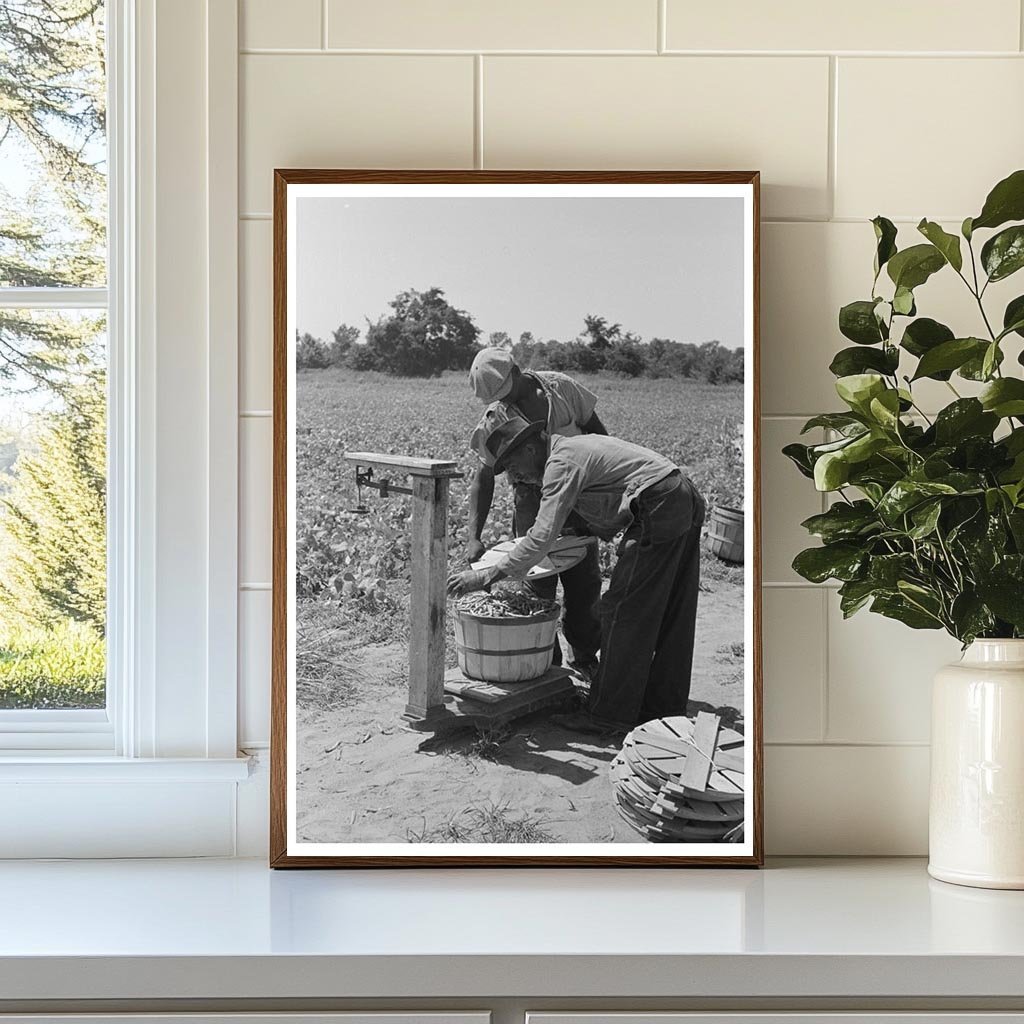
[344,451,575,731]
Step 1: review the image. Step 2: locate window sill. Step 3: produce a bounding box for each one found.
[0,754,252,782]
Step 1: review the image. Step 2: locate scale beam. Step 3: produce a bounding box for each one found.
[344,452,462,478]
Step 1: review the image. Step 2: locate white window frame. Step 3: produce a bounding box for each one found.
[0,0,248,856]
[0,8,118,751]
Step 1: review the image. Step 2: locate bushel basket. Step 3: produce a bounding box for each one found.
[453,604,560,683]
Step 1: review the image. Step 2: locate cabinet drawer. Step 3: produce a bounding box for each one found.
[0,1016,490,1024]
[528,1016,1024,1024]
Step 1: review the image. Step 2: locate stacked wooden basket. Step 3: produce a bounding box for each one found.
[610,712,745,842]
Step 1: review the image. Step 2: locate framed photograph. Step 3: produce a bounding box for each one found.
[271,170,762,867]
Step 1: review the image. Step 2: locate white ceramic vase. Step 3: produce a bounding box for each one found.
[929,639,1024,889]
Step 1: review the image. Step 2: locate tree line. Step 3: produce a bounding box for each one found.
[0,1,107,639]
[297,289,744,384]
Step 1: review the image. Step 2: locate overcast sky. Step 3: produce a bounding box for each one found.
[296,196,745,348]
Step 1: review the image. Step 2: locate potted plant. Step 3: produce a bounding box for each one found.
[785,169,1024,889]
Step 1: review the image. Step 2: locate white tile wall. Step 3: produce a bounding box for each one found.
[241,0,321,50]
[239,591,272,748]
[240,54,475,212]
[483,56,831,219]
[762,588,825,744]
[835,58,1024,221]
[826,602,962,744]
[240,417,272,587]
[235,2,1024,854]
[240,219,272,412]
[326,0,659,52]
[665,0,1021,54]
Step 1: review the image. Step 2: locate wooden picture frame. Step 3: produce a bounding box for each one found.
[271,170,763,867]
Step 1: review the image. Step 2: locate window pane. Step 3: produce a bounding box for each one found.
[0,309,106,709]
[0,1,107,288]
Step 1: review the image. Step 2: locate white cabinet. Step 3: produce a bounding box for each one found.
[0,1016,490,1024]
[528,1016,1024,1024]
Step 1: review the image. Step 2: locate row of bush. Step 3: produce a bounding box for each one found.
[0,620,105,709]
[296,289,744,383]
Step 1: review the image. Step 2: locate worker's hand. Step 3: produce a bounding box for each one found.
[447,568,492,597]
[464,538,486,565]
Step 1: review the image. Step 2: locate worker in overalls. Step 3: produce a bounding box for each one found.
[465,348,603,679]
[449,415,705,735]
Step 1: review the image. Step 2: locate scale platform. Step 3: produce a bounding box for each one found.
[402,666,576,732]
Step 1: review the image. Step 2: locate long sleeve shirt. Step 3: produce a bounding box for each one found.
[495,433,680,579]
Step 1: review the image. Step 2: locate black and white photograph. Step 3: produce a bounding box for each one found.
[272,171,762,866]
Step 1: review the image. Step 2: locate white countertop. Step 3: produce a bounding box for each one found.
[2,857,1024,1002]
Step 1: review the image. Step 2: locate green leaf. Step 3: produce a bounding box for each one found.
[871,594,943,630]
[960,344,1004,381]
[908,500,942,539]
[838,578,877,617]
[979,378,1024,418]
[982,341,1001,381]
[933,399,999,445]
[782,442,815,478]
[829,345,899,378]
[970,168,1024,232]
[917,219,963,272]
[849,461,907,491]
[1003,295,1024,340]
[868,389,902,431]
[900,317,954,359]
[892,286,916,316]
[911,337,988,381]
[839,300,887,345]
[800,501,879,543]
[1006,427,1024,456]
[835,373,886,413]
[792,542,866,584]
[814,450,851,491]
[977,578,1024,629]
[872,216,898,278]
[962,216,974,241]
[887,243,946,291]
[868,552,915,587]
[847,432,889,465]
[877,479,958,523]
[981,225,1024,282]
[933,470,986,494]
[800,412,865,435]
[950,592,995,644]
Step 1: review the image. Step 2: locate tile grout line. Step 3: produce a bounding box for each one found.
[321,0,328,50]
[818,426,831,742]
[240,213,967,226]
[765,740,931,748]
[238,47,1024,57]
[657,0,666,54]
[1021,0,1024,51]
[827,55,838,220]
[474,54,484,169]
[820,587,830,743]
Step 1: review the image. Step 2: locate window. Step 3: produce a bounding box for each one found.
[0,1,109,741]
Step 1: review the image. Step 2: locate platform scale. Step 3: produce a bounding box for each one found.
[343,452,576,731]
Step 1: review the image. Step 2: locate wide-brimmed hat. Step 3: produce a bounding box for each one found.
[469,347,515,403]
[486,415,546,474]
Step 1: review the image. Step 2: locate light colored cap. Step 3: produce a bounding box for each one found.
[469,347,515,403]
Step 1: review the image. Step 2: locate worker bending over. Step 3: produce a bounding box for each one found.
[449,415,705,734]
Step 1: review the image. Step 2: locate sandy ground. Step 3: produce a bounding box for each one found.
[295,572,745,846]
